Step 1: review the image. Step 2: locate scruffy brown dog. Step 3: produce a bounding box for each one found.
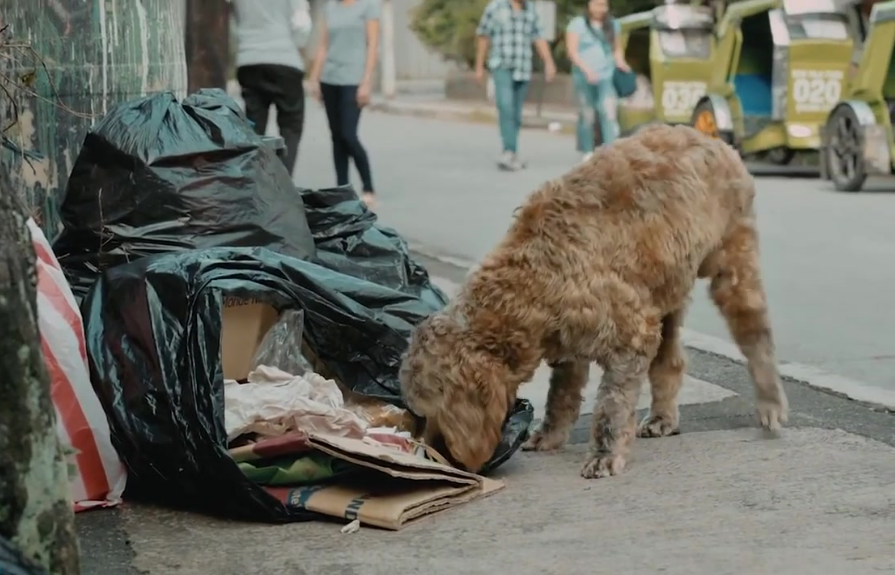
[399,124,788,479]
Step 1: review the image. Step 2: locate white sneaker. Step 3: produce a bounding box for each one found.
[581,152,594,164]
[498,151,526,171]
[498,151,515,171]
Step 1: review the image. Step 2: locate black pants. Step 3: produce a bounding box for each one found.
[320,82,374,193]
[237,64,305,174]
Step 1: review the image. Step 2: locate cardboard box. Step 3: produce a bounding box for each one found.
[221,296,279,381]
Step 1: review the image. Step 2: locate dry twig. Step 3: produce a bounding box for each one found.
[0,25,98,136]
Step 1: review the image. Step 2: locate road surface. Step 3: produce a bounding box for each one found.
[293,101,895,397]
[72,101,895,575]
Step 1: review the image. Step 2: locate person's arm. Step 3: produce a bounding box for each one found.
[565,29,588,73]
[361,0,381,91]
[475,37,490,74]
[308,17,328,99]
[565,18,593,79]
[612,19,630,70]
[289,0,313,49]
[531,10,555,80]
[474,2,496,79]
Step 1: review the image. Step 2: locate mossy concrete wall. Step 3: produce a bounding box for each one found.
[0,0,188,241]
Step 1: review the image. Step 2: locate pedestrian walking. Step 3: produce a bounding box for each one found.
[308,0,381,210]
[474,0,557,171]
[232,0,313,176]
[565,0,631,163]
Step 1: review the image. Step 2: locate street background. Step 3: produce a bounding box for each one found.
[6,0,895,572]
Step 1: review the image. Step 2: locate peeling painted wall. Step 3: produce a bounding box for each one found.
[0,0,188,241]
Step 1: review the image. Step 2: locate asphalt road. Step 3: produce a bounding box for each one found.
[72,100,895,575]
[290,101,895,394]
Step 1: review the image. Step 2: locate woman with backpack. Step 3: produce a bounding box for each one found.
[565,0,631,163]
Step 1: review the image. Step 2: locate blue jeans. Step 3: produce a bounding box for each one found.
[573,71,619,152]
[492,67,530,153]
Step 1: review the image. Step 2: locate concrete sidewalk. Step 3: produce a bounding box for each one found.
[367,95,578,133]
[74,270,895,575]
[79,403,895,575]
[126,430,895,575]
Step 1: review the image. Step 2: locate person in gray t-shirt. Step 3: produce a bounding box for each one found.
[231,0,312,175]
[308,0,381,209]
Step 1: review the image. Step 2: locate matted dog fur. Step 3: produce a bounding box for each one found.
[399,124,788,478]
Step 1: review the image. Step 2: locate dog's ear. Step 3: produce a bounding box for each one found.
[439,368,508,473]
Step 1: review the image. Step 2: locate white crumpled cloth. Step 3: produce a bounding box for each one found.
[224,365,368,441]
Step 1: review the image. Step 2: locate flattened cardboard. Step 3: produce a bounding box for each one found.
[273,432,505,530]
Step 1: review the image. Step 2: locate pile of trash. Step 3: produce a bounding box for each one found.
[37,88,533,529]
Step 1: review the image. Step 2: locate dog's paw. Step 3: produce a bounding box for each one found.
[521,429,567,452]
[755,395,788,432]
[580,452,626,479]
[637,413,680,438]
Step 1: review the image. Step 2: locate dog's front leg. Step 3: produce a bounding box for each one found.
[522,360,589,452]
[638,306,688,438]
[581,353,651,479]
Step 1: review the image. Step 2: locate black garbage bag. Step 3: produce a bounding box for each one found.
[300,185,448,310]
[52,88,315,300]
[82,247,530,521]
[481,398,533,474]
[0,536,49,575]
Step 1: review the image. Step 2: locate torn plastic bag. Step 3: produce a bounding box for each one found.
[252,309,313,377]
[0,536,49,575]
[299,185,448,309]
[483,398,534,474]
[52,88,315,300]
[82,247,444,521]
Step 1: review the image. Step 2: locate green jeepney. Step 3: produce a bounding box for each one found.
[617,3,717,135]
[690,0,864,164]
[820,0,895,191]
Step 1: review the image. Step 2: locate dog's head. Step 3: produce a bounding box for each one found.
[399,312,510,473]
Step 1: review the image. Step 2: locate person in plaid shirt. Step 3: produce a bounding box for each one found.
[475,0,557,171]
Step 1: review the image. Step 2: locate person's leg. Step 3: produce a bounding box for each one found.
[510,79,530,167]
[595,78,620,146]
[320,82,350,187]
[491,67,518,168]
[334,85,376,205]
[237,65,272,136]
[573,72,596,156]
[270,65,306,175]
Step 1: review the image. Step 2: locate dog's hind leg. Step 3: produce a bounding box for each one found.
[705,220,788,431]
[522,360,589,452]
[581,350,654,479]
[638,306,688,438]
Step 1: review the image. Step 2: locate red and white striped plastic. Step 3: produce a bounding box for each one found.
[28,218,127,512]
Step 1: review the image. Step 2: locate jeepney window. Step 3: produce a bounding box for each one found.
[785,13,850,41]
[657,29,712,59]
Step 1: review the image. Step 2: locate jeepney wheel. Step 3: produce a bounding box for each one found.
[692,100,733,145]
[765,147,795,166]
[826,106,867,193]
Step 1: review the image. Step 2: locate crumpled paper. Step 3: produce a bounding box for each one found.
[224,365,369,441]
